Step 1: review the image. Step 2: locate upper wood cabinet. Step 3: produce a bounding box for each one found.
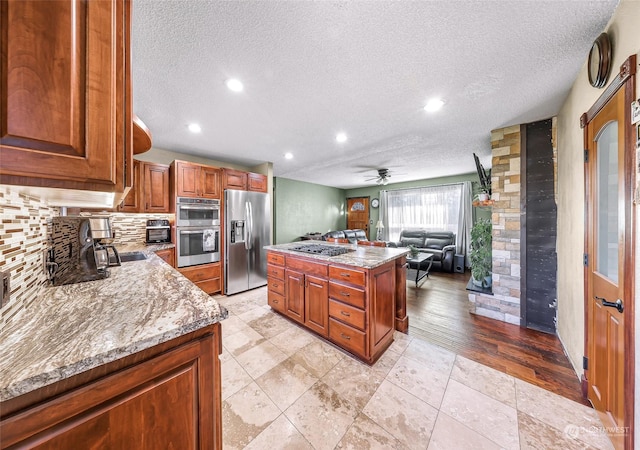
[222,169,248,191]
[248,173,268,193]
[0,0,133,198]
[172,161,220,199]
[142,162,170,212]
[118,161,169,213]
[222,169,267,192]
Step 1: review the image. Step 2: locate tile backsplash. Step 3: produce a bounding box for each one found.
[0,186,59,328]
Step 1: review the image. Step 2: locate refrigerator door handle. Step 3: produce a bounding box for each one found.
[244,202,250,250]
[247,201,253,250]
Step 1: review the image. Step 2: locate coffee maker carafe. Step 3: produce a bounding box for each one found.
[88,218,121,269]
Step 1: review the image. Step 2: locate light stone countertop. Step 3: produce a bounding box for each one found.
[264,241,409,269]
[0,243,227,402]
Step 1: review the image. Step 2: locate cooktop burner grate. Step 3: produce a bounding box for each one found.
[290,244,351,257]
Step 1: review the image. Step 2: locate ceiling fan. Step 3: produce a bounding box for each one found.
[365,168,392,185]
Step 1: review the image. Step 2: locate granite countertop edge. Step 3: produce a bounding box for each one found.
[264,242,409,269]
[0,242,227,403]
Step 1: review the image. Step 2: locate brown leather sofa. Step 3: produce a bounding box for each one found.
[321,229,368,243]
[388,229,456,272]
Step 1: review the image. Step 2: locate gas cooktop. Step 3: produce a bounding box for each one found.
[289,244,352,257]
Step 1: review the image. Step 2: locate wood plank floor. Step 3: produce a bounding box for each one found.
[406,270,589,406]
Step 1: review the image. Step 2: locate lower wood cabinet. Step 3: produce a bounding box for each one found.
[266,251,396,364]
[178,262,221,294]
[155,248,175,267]
[0,324,223,449]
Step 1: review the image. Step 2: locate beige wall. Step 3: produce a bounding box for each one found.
[556,0,639,383]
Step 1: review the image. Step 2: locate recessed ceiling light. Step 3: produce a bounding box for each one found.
[188,123,201,133]
[226,78,244,92]
[284,152,293,160]
[424,98,444,112]
[336,132,348,143]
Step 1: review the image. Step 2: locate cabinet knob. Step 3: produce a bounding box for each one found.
[272,299,279,304]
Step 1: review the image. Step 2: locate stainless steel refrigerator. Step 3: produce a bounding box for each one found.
[224,190,271,295]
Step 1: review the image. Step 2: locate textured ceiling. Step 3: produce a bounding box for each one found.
[132,0,618,189]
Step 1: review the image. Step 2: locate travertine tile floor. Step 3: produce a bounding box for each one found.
[216,288,613,450]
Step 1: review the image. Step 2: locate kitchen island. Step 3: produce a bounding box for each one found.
[0,244,227,448]
[264,242,409,364]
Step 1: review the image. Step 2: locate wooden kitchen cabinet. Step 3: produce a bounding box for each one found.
[178,262,221,295]
[118,161,170,213]
[155,248,175,267]
[248,173,268,192]
[142,162,170,212]
[0,324,223,449]
[172,161,221,199]
[0,0,133,199]
[266,250,396,364]
[222,168,248,191]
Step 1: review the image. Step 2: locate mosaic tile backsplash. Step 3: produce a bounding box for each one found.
[0,186,59,328]
[0,185,173,329]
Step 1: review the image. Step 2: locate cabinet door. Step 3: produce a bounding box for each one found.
[155,248,175,267]
[285,270,305,323]
[247,173,267,192]
[175,161,200,197]
[0,328,221,449]
[0,0,131,194]
[223,169,247,190]
[305,275,329,336]
[118,160,141,212]
[201,166,221,198]
[143,163,170,212]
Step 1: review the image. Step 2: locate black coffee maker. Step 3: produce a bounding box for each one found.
[48,216,121,286]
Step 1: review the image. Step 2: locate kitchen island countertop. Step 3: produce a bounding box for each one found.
[263,241,409,269]
[0,243,227,402]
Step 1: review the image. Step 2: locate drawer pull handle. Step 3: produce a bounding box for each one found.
[340,311,351,317]
[273,283,278,288]
[340,333,351,340]
[340,272,350,277]
[272,299,279,303]
[340,292,350,297]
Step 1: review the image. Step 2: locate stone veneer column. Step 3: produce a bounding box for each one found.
[468,125,521,325]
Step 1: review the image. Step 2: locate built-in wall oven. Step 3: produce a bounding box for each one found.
[176,197,220,268]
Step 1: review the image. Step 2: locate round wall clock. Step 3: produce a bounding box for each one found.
[588,33,612,88]
[371,198,379,208]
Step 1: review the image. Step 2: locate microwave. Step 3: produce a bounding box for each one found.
[146,219,171,244]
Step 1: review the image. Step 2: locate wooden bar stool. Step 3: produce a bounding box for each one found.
[357,240,386,247]
[326,238,349,243]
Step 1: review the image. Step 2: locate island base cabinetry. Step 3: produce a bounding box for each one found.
[0,323,223,449]
[267,251,395,364]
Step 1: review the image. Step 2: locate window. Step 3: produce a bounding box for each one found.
[384,184,464,241]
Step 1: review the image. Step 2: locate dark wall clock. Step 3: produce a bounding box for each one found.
[588,33,612,88]
[371,198,379,208]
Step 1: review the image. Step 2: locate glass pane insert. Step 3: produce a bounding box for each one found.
[595,121,618,283]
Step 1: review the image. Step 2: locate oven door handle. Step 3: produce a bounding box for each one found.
[179,230,204,235]
[178,205,219,210]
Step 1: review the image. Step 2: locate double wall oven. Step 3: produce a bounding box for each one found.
[176,197,220,268]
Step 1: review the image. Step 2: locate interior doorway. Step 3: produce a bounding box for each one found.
[582,55,636,450]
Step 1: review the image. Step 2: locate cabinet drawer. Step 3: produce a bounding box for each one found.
[329,318,366,357]
[268,291,286,313]
[267,252,285,266]
[329,299,365,331]
[329,266,366,286]
[329,282,365,309]
[195,278,221,295]
[287,257,328,278]
[267,264,285,281]
[179,263,220,283]
[268,277,285,295]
